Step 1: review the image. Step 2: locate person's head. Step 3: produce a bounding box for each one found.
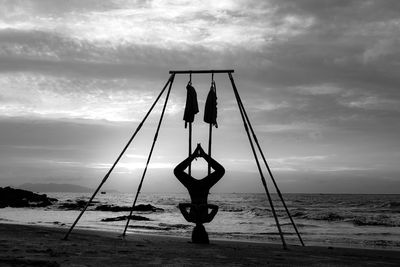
[192,223,209,244]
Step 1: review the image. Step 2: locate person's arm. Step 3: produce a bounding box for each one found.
[196,145,225,187]
[174,144,208,181]
[174,152,198,188]
[174,144,224,188]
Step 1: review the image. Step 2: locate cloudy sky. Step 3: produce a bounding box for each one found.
[1,0,399,193]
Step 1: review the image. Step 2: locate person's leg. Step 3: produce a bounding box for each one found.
[204,204,218,223]
[179,203,195,223]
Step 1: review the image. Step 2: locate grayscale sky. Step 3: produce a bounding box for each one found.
[1,0,399,193]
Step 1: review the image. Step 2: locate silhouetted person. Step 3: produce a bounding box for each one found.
[174,144,225,243]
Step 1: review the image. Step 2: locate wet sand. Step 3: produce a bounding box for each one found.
[0,223,399,266]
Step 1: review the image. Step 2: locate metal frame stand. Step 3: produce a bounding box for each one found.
[63,69,304,250]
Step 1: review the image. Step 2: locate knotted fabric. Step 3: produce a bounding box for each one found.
[204,81,218,128]
[183,83,199,128]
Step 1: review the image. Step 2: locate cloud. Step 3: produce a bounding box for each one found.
[292,84,343,96]
[340,95,400,112]
[0,0,295,51]
[0,72,182,121]
[256,122,322,134]
[362,39,400,64]
[0,0,400,192]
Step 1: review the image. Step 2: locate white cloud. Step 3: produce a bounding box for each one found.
[341,95,400,111]
[251,99,290,111]
[0,73,182,121]
[320,166,376,172]
[269,155,329,172]
[293,84,343,95]
[0,0,314,51]
[125,154,147,159]
[222,154,331,172]
[272,155,329,163]
[87,161,174,173]
[256,122,323,133]
[362,39,399,64]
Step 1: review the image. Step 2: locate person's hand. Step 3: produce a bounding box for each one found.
[193,144,205,158]
[192,145,199,157]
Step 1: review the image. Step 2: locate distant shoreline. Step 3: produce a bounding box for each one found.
[7,184,400,194]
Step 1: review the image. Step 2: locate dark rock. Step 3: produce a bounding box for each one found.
[0,186,58,208]
[0,258,59,267]
[133,204,164,212]
[101,215,151,222]
[58,199,92,210]
[95,205,131,212]
[95,204,163,212]
[323,212,343,221]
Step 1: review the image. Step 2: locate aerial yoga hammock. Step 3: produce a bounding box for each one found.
[183,75,199,176]
[204,75,218,175]
[204,78,218,128]
[183,75,199,128]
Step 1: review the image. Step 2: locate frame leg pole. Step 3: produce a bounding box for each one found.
[122,74,175,237]
[229,73,305,247]
[208,124,212,175]
[63,74,174,240]
[189,122,192,176]
[228,73,287,249]
[253,133,305,246]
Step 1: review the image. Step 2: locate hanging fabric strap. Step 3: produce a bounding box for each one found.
[183,75,199,128]
[204,73,218,175]
[204,76,218,128]
[183,74,197,175]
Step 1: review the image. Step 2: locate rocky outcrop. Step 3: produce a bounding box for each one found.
[58,199,97,210]
[101,215,151,222]
[56,199,163,212]
[0,187,58,208]
[95,204,164,212]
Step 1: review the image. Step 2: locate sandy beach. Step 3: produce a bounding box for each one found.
[0,223,399,266]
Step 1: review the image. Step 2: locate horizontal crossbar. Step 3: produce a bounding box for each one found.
[169,69,234,74]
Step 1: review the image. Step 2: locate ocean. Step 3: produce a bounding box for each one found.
[1,192,399,251]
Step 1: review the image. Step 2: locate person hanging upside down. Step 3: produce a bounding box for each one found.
[174,144,225,224]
